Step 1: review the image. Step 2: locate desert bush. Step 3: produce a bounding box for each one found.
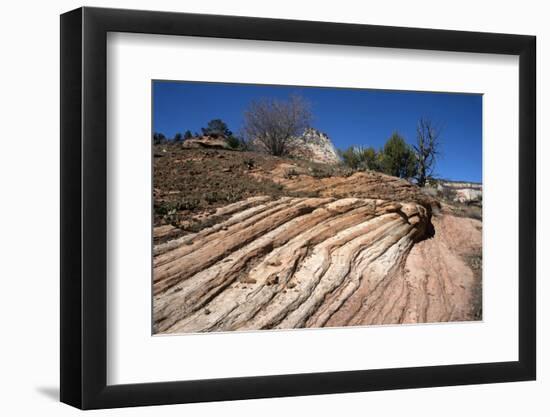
[154,202,177,216]
[154,201,183,226]
[203,191,220,204]
[155,198,201,216]
[339,146,379,171]
[309,165,336,178]
[225,135,241,149]
[225,135,250,150]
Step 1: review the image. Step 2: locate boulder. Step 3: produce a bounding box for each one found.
[182,135,231,150]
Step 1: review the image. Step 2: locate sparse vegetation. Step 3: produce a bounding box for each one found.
[338,120,443,185]
[152,145,370,229]
[225,134,250,150]
[308,165,337,179]
[339,132,417,180]
[154,148,291,226]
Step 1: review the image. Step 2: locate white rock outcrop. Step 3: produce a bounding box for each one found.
[289,128,341,164]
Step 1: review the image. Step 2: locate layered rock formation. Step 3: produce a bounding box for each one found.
[153,194,451,333]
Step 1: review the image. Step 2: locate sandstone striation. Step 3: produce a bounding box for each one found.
[152,193,482,334]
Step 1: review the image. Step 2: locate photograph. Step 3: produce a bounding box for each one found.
[1,0,542,413]
[152,81,483,335]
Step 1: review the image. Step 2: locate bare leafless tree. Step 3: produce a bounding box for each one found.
[243,95,312,156]
[414,118,442,186]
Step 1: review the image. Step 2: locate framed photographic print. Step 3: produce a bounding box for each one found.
[60,6,536,409]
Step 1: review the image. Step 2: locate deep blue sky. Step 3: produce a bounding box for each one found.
[153,81,482,182]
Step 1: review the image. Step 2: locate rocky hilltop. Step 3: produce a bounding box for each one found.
[288,128,341,164]
[178,128,340,165]
[153,147,482,334]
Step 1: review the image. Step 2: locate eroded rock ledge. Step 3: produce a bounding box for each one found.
[153,195,438,334]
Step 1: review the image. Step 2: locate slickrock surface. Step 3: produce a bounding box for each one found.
[318,213,482,327]
[153,193,482,334]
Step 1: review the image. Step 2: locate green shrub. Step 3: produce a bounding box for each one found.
[339,146,379,171]
[201,119,233,138]
[379,132,417,179]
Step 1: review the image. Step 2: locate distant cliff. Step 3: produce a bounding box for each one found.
[435,180,482,204]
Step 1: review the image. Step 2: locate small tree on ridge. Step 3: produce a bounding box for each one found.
[243,95,312,156]
[201,119,232,138]
[414,118,442,186]
[379,132,417,179]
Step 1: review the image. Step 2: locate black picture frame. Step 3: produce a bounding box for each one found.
[60,6,536,410]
